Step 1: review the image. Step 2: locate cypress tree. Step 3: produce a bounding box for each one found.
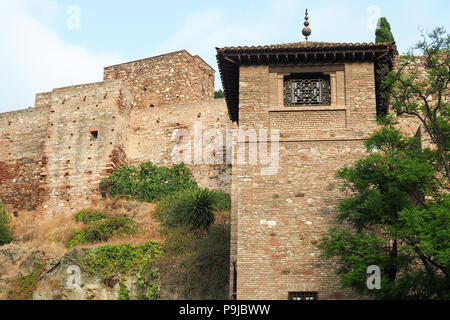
[376,17,399,55]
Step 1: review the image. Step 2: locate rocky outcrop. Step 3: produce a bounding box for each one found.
[0,244,132,300]
[33,248,122,300]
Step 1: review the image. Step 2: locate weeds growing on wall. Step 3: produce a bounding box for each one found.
[100,162,198,202]
[0,202,14,246]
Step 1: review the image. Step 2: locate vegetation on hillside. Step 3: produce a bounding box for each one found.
[100,162,198,202]
[67,210,140,249]
[154,188,230,233]
[152,186,231,299]
[7,263,44,300]
[0,202,14,246]
[79,242,164,300]
[157,223,231,300]
[95,162,231,300]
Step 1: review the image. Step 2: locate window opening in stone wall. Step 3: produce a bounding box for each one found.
[284,74,331,106]
[90,131,98,141]
[288,292,318,301]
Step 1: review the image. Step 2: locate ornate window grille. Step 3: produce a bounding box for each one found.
[284,74,331,106]
[289,292,318,301]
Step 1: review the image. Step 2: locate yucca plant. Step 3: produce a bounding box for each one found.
[160,189,216,232]
[183,189,216,232]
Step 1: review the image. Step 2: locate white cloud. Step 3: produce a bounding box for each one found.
[154,0,449,91]
[153,0,355,90]
[154,6,281,89]
[0,1,120,113]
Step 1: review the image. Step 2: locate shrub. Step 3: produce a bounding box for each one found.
[190,224,230,299]
[79,242,164,300]
[0,202,14,246]
[158,224,231,300]
[74,209,107,225]
[67,217,140,249]
[161,225,198,255]
[100,162,198,202]
[211,191,231,212]
[118,282,130,300]
[157,188,216,232]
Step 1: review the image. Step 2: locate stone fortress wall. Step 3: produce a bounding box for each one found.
[0,50,229,216]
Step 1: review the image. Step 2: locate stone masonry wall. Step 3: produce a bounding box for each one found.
[103,50,215,109]
[0,107,51,211]
[233,62,378,300]
[40,80,134,215]
[128,99,232,192]
[392,56,449,147]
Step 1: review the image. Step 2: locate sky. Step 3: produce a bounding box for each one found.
[0,0,449,113]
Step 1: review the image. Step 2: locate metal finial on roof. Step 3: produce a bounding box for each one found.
[302,9,311,41]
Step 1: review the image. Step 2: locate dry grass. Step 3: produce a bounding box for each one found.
[11,210,81,258]
[9,198,163,257]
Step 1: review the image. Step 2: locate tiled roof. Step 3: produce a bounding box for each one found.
[217,41,394,53]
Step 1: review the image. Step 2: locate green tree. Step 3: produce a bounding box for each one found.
[0,202,14,246]
[319,120,450,299]
[376,17,399,55]
[383,27,449,183]
[215,89,225,99]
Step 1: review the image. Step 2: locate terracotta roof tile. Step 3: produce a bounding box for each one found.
[217,41,394,53]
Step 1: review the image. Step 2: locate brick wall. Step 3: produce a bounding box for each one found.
[35,92,52,109]
[232,62,378,300]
